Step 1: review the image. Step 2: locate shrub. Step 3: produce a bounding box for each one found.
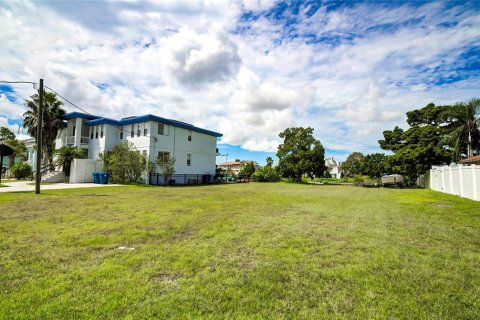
[11,162,32,179]
[254,166,281,182]
[99,141,149,184]
[353,175,364,185]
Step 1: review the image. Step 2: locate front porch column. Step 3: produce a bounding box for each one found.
[74,118,82,147]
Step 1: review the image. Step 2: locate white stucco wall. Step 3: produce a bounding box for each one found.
[69,159,103,183]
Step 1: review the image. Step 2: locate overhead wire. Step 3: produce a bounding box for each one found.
[43,84,135,136]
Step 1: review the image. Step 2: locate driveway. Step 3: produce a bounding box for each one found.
[0,181,122,193]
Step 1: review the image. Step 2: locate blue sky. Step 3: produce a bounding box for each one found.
[1,0,479,165]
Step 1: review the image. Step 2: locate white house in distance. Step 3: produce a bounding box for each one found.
[324,157,342,178]
[49,112,222,184]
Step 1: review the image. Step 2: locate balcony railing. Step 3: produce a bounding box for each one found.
[66,136,89,146]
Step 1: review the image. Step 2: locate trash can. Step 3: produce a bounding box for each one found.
[92,172,99,184]
[99,172,110,184]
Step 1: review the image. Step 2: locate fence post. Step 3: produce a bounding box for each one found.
[459,166,464,197]
[473,165,478,201]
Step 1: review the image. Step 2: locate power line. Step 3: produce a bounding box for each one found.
[1,79,136,139]
[0,80,37,85]
[44,85,91,115]
[43,84,135,136]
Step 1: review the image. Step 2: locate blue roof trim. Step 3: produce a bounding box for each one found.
[86,117,120,126]
[64,112,100,120]
[83,113,222,137]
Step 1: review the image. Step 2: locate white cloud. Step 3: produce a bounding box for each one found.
[0,0,479,157]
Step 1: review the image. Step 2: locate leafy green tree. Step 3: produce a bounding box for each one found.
[156,153,175,186]
[0,127,15,141]
[406,103,449,126]
[276,127,326,182]
[254,157,280,182]
[442,98,480,159]
[379,103,452,184]
[99,141,148,184]
[238,161,256,181]
[362,153,389,178]
[54,146,85,183]
[341,152,365,177]
[23,91,66,171]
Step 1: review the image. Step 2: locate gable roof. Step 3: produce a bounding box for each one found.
[459,155,480,164]
[63,112,222,137]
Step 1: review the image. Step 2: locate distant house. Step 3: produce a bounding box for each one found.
[324,157,342,178]
[217,160,261,176]
[459,155,480,165]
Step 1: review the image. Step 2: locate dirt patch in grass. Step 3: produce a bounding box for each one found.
[152,272,182,281]
[432,201,454,208]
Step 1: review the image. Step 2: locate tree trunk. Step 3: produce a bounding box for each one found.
[467,131,473,158]
[296,172,302,183]
[47,144,55,172]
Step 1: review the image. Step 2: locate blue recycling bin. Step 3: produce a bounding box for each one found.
[99,172,110,184]
[92,172,100,184]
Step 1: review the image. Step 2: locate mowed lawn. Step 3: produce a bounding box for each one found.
[0,183,479,319]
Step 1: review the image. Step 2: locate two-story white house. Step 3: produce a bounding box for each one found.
[55,112,222,184]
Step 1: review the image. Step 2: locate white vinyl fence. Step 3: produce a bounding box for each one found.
[426,165,480,201]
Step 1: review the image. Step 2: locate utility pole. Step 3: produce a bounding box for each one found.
[35,79,43,194]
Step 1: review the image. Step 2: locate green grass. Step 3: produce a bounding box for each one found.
[0,183,479,319]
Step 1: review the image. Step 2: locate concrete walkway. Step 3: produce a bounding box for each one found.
[0,181,122,193]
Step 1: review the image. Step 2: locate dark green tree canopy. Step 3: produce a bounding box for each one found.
[378,103,454,184]
[406,103,449,126]
[341,152,365,177]
[362,153,388,178]
[0,127,15,141]
[276,127,326,181]
[239,161,256,179]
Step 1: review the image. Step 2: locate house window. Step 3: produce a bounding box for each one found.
[188,131,192,141]
[144,128,148,136]
[100,125,104,138]
[158,123,164,135]
[131,125,134,138]
[73,125,76,136]
[137,124,141,137]
[187,154,192,166]
[95,126,98,139]
[157,151,170,164]
[90,128,93,139]
[120,127,123,140]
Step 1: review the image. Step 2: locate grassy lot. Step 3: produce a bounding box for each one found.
[0,183,479,319]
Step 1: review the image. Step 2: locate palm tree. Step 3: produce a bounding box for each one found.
[444,98,480,160]
[54,146,85,183]
[23,91,66,171]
